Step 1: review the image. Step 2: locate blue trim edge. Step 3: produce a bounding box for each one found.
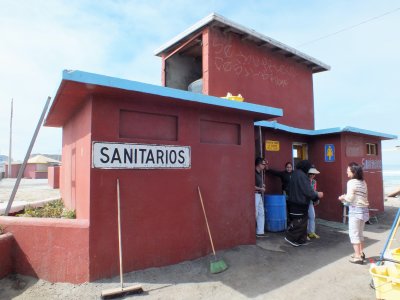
[62,70,283,117]
[255,121,397,140]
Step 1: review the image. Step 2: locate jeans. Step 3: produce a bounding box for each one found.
[255,193,265,234]
[307,202,315,234]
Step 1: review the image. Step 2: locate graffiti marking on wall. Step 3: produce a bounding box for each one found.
[362,158,382,170]
[212,35,298,88]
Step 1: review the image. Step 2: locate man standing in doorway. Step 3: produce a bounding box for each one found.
[255,157,268,238]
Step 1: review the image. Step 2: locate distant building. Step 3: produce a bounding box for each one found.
[4,154,60,179]
[0,155,7,178]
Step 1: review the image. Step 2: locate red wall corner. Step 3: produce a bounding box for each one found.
[48,165,60,189]
[0,217,90,283]
[0,232,14,279]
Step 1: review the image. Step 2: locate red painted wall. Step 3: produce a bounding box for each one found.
[342,134,384,210]
[206,28,315,129]
[86,94,256,280]
[0,217,90,283]
[0,232,13,279]
[61,98,92,219]
[25,164,48,179]
[262,129,310,194]
[308,136,344,221]
[5,164,20,178]
[260,129,385,222]
[48,165,60,189]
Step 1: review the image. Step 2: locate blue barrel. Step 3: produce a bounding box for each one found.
[264,195,287,232]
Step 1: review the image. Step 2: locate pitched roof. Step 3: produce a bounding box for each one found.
[28,155,60,164]
[154,13,330,73]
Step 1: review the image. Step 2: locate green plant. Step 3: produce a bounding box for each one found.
[61,208,76,219]
[16,199,76,219]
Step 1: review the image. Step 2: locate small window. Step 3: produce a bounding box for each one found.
[366,143,378,155]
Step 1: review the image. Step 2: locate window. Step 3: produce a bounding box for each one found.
[366,143,378,155]
[292,143,308,167]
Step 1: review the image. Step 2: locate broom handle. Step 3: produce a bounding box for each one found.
[117,178,124,289]
[197,186,217,256]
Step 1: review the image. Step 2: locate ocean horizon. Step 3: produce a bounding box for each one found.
[383,164,400,195]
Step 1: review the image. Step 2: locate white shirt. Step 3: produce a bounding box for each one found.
[343,179,369,208]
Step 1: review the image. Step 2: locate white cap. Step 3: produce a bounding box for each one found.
[308,167,320,174]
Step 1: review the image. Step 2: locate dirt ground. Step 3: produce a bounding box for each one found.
[1,181,400,299]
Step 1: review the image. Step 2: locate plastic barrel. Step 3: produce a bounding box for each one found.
[264,194,287,232]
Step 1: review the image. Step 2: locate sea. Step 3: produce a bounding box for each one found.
[383,164,400,195]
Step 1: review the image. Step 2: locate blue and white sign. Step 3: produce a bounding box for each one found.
[325,144,335,162]
[92,142,191,169]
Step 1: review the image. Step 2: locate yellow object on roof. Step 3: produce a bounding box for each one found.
[28,155,60,164]
[222,92,244,102]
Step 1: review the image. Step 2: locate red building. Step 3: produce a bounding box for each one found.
[0,13,396,283]
[154,13,395,221]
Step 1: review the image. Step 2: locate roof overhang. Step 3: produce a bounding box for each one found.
[154,13,330,74]
[45,70,283,127]
[255,121,397,140]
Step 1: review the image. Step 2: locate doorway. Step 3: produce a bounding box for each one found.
[292,143,308,167]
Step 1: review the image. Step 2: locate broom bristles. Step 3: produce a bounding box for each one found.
[210,259,228,274]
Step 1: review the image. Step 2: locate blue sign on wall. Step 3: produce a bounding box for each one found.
[325,144,335,162]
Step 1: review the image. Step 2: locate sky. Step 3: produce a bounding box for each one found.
[0,0,399,166]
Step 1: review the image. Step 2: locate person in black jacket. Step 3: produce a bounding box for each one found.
[266,161,293,196]
[285,160,323,247]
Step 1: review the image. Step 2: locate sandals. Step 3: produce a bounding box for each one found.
[351,252,366,260]
[349,257,364,264]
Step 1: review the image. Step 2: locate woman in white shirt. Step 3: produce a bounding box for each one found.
[338,162,369,264]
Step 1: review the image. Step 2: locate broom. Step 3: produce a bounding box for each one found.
[101,179,144,299]
[197,186,228,274]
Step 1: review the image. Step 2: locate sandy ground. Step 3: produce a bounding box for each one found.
[0,179,60,214]
[1,180,400,299]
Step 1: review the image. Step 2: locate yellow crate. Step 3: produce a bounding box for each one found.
[370,264,400,300]
[392,247,400,261]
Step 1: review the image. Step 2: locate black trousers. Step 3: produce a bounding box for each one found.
[286,216,308,244]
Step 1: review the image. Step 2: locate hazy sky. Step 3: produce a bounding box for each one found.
[0,0,399,165]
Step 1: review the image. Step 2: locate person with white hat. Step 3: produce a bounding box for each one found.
[307,166,320,239]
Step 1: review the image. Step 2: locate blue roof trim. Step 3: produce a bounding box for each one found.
[62,70,283,117]
[255,121,397,140]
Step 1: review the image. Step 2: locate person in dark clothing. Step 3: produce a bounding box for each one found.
[285,160,323,247]
[266,161,293,226]
[266,161,293,196]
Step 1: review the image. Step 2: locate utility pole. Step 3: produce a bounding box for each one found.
[8,99,13,178]
[5,97,51,215]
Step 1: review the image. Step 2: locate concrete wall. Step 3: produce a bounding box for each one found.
[308,135,344,221]
[61,98,92,219]
[262,129,311,194]
[48,165,60,189]
[0,217,90,283]
[0,232,13,279]
[261,129,385,222]
[5,164,20,178]
[86,94,256,280]
[206,27,315,130]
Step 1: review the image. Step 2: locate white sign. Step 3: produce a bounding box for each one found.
[92,142,191,169]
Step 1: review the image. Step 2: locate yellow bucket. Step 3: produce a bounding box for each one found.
[392,248,400,261]
[370,264,400,300]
